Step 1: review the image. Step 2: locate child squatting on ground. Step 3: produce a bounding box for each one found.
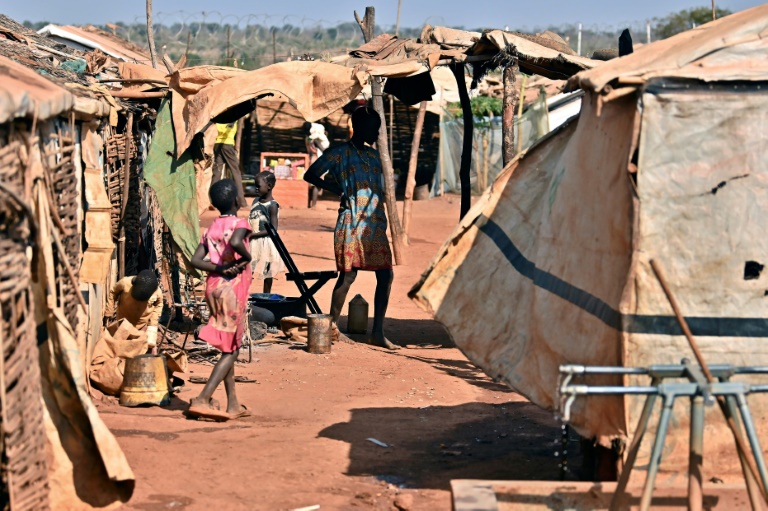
[248,171,285,293]
[106,269,163,350]
[188,179,252,421]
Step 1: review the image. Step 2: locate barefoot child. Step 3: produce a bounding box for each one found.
[105,269,163,348]
[188,179,252,421]
[248,171,285,294]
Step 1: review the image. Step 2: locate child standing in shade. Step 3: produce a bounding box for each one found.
[249,171,285,294]
[188,179,252,421]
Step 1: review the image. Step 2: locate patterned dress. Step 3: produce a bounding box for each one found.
[198,215,253,353]
[310,141,393,272]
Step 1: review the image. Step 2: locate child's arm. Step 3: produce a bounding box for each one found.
[305,137,318,156]
[146,288,163,328]
[104,278,126,319]
[229,228,251,261]
[225,228,252,277]
[268,202,279,231]
[190,243,222,274]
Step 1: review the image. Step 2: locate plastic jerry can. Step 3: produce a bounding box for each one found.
[347,294,369,334]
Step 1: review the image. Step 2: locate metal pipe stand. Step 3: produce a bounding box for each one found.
[558,360,768,511]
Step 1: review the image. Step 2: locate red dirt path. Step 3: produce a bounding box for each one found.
[99,195,571,511]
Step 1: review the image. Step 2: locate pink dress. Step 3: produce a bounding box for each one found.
[198,215,253,353]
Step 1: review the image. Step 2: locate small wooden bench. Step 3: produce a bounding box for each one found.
[265,222,338,315]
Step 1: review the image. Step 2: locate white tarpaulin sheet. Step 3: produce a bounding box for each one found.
[624,83,768,472]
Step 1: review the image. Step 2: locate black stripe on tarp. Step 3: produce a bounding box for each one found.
[478,217,768,338]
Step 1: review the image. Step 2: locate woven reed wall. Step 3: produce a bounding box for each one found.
[48,122,82,332]
[247,99,440,189]
[0,125,51,511]
[104,125,141,277]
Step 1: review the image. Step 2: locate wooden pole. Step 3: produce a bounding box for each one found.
[118,112,133,279]
[650,259,768,504]
[272,29,277,64]
[389,95,395,165]
[452,61,473,219]
[226,25,231,61]
[355,6,406,265]
[109,90,167,99]
[145,0,158,69]
[395,0,403,36]
[402,101,427,242]
[712,0,717,21]
[234,117,244,166]
[502,63,519,166]
[516,75,527,155]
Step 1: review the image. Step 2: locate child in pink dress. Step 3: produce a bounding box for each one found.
[188,179,252,421]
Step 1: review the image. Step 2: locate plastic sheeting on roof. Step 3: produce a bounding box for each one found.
[39,24,148,63]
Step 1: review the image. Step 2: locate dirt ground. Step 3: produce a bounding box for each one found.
[99,195,577,511]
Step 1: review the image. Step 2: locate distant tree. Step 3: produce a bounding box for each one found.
[22,20,49,30]
[447,96,503,119]
[653,6,732,39]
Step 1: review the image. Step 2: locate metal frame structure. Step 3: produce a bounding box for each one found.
[559,360,768,511]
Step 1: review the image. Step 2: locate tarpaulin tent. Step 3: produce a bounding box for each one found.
[411,4,768,476]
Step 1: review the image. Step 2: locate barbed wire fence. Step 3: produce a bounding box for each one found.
[107,10,652,69]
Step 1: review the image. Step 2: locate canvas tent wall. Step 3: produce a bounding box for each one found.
[411,4,768,477]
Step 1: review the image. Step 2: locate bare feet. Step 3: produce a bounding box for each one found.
[368,332,400,350]
[189,396,220,410]
[225,398,242,416]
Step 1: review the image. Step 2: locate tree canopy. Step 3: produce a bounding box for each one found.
[652,6,732,40]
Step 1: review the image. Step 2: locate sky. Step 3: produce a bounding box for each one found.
[4,0,764,30]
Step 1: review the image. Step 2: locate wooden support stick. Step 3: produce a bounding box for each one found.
[402,101,427,242]
[118,112,133,280]
[355,6,406,265]
[145,0,158,69]
[502,63,519,166]
[98,78,168,85]
[161,46,177,75]
[452,62,473,219]
[516,75,527,155]
[650,259,768,503]
[109,90,167,99]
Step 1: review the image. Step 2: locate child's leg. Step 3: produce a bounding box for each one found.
[263,277,273,294]
[222,362,241,414]
[190,351,238,408]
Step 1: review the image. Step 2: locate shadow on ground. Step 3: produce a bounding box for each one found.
[341,318,513,393]
[318,401,582,490]
[339,317,454,348]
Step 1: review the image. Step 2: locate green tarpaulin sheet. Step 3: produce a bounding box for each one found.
[144,98,200,263]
